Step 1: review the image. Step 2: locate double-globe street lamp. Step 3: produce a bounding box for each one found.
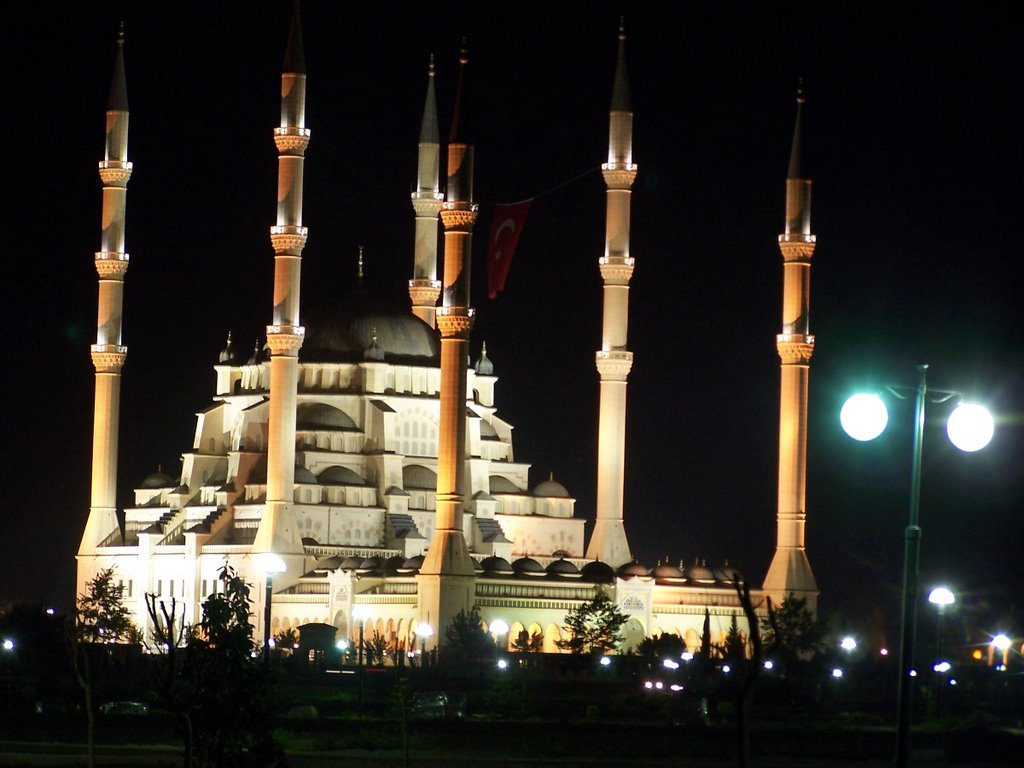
[841,363,993,768]
[414,622,434,668]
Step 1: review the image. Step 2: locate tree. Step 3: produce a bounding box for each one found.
[720,613,747,662]
[511,628,543,654]
[556,590,628,655]
[147,566,284,768]
[68,568,139,768]
[366,630,390,667]
[444,607,493,660]
[760,594,827,663]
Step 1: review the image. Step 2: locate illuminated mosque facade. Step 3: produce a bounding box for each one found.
[77,6,819,657]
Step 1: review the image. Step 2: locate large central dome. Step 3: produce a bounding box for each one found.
[301,288,440,365]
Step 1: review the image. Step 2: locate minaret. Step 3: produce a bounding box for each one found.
[585,22,635,567]
[417,41,477,650]
[409,56,443,328]
[253,2,308,560]
[763,82,819,609]
[80,25,131,555]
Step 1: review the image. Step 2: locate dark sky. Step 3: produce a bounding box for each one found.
[8,3,1022,637]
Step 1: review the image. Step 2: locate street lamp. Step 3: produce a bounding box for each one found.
[841,364,994,768]
[990,633,1011,668]
[352,605,371,706]
[415,622,434,668]
[840,636,857,652]
[255,553,287,669]
[489,618,509,653]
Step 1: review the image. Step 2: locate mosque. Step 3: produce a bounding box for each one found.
[76,6,819,658]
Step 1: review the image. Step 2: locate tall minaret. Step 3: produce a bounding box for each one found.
[253,3,308,560]
[763,82,819,609]
[417,42,477,650]
[585,22,635,567]
[80,26,131,555]
[409,56,443,328]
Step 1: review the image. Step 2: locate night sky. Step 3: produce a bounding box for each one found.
[8,3,1022,639]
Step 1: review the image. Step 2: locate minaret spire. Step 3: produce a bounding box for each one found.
[585,22,635,566]
[417,39,478,655]
[764,80,819,610]
[80,25,132,555]
[409,54,443,327]
[253,0,309,562]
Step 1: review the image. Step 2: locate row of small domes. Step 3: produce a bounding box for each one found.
[311,553,742,585]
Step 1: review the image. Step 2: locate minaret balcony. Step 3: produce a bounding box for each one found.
[94,251,130,279]
[596,350,633,380]
[98,160,133,186]
[273,127,311,154]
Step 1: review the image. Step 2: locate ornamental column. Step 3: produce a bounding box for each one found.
[586,23,635,567]
[763,83,819,609]
[80,27,131,555]
[254,4,308,559]
[418,43,477,653]
[409,56,443,328]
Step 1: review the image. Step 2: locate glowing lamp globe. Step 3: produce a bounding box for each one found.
[946,403,994,452]
[841,393,889,441]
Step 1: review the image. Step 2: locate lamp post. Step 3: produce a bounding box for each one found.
[415,622,433,669]
[841,364,994,768]
[927,587,954,719]
[352,605,371,706]
[256,553,287,670]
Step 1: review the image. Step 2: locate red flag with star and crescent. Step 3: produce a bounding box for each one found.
[486,199,532,299]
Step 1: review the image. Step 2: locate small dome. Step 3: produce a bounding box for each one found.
[339,555,364,571]
[384,555,406,575]
[403,465,437,490]
[546,558,581,578]
[472,558,484,572]
[512,556,545,575]
[297,403,357,430]
[652,561,685,581]
[580,561,616,583]
[140,470,176,489]
[532,475,569,498]
[294,466,318,484]
[713,561,743,584]
[399,555,424,573]
[358,556,384,573]
[617,561,650,579]
[686,560,716,584]
[490,475,523,494]
[480,556,514,575]
[318,465,365,485]
[474,341,494,375]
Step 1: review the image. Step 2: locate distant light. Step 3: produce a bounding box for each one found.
[336,640,349,651]
[972,649,983,660]
[841,393,888,441]
[644,681,654,689]
[840,636,857,651]
[946,403,994,452]
[991,634,1011,651]
[599,656,611,667]
[268,638,276,648]
[933,661,952,673]
[764,660,774,670]
[662,658,679,670]
[415,622,434,640]
[928,587,955,607]
[2,639,13,651]
[880,648,889,656]
[46,608,55,616]
[949,678,958,686]
[352,605,372,622]
[655,681,664,690]
[832,667,844,679]
[669,684,683,692]
[489,619,509,636]
[497,658,508,670]
[995,664,1006,672]
[721,664,731,674]
[681,651,694,661]
[909,669,918,677]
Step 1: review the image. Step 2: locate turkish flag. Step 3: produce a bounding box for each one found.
[486,200,532,299]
